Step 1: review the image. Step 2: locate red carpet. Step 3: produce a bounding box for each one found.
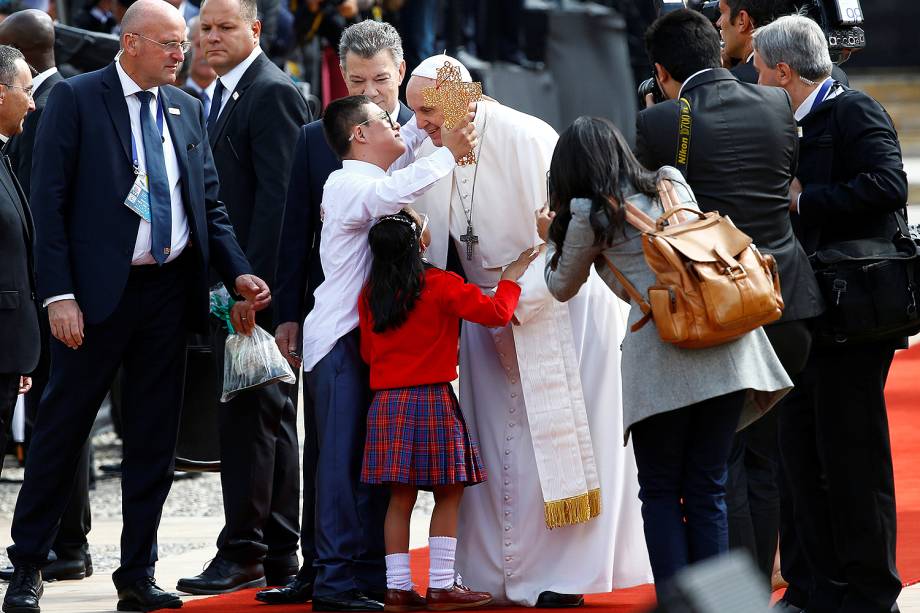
[184,345,920,611]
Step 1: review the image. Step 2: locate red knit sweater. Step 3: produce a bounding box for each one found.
[359,267,521,390]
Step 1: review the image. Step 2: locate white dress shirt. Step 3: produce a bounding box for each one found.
[300,146,455,372]
[211,45,262,122]
[31,67,58,94]
[45,61,192,306]
[677,68,715,98]
[185,77,217,119]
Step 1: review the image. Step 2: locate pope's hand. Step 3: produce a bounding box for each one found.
[275,322,302,369]
[234,274,271,311]
[48,299,84,349]
[442,103,478,161]
[536,205,556,242]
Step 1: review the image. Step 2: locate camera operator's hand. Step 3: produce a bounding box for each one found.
[644,93,656,109]
[788,177,803,213]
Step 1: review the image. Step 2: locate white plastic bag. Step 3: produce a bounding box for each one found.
[221,325,296,402]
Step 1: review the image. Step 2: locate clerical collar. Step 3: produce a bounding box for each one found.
[32,67,58,93]
[795,77,835,122]
[678,68,715,98]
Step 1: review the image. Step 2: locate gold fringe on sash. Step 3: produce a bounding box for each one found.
[543,488,602,529]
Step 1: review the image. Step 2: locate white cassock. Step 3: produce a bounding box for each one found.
[412,100,652,606]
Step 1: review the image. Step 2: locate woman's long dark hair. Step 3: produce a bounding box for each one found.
[365,210,426,333]
[547,117,658,269]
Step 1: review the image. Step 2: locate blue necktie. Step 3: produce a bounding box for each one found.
[136,91,171,265]
[206,78,225,134]
[202,90,211,123]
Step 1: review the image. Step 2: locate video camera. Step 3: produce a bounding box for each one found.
[637,0,865,104]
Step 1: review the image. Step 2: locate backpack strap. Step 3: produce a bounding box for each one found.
[600,254,653,332]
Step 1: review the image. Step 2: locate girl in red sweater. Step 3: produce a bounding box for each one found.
[359,210,537,611]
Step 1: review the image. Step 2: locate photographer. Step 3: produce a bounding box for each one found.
[753,14,907,613]
[635,8,824,587]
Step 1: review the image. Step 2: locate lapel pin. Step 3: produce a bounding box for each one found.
[168,107,181,115]
[797,126,803,138]
[232,91,240,101]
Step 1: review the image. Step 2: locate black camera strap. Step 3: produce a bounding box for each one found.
[675,97,692,178]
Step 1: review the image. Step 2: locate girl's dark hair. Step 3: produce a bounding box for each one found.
[365,210,425,333]
[547,116,658,269]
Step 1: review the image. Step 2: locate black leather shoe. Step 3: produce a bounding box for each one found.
[312,589,384,611]
[175,557,265,595]
[264,560,298,587]
[536,591,584,608]
[0,551,92,583]
[116,577,182,612]
[255,574,314,604]
[2,564,43,613]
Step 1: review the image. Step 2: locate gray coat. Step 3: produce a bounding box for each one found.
[545,167,792,441]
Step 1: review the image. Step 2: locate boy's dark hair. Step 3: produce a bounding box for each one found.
[726,0,780,28]
[322,95,373,160]
[364,210,425,333]
[645,9,721,83]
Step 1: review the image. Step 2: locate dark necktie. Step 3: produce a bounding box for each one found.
[135,91,171,265]
[206,78,225,134]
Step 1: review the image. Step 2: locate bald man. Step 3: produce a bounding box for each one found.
[3,1,268,611]
[0,9,97,587]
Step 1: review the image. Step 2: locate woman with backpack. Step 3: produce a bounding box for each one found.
[538,116,792,594]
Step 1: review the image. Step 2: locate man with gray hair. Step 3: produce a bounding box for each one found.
[755,14,908,613]
[267,20,421,611]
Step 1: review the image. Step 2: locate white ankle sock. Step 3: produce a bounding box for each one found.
[385,553,413,591]
[428,536,457,589]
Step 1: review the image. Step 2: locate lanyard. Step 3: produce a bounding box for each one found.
[812,79,835,112]
[131,93,165,173]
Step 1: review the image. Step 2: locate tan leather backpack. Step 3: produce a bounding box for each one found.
[603,179,784,349]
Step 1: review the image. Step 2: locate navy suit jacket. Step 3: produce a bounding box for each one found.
[31,62,251,332]
[274,101,413,326]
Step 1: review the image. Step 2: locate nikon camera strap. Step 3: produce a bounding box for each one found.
[675,97,692,178]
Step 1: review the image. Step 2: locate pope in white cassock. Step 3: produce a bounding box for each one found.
[405,55,652,606]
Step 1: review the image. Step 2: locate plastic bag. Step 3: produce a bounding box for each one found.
[221,325,296,402]
[209,284,295,402]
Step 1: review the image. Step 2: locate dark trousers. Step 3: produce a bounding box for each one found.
[305,330,386,597]
[212,323,300,569]
[0,373,20,475]
[778,340,901,613]
[297,374,318,581]
[23,316,93,562]
[727,320,812,582]
[9,259,190,588]
[631,390,745,595]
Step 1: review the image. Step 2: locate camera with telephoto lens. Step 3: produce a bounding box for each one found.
[800,0,866,62]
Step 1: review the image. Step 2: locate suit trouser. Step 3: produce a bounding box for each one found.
[212,323,300,569]
[778,340,901,613]
[305,330,386,597]
[727,320,811,581]
[297,375,318,581]
[24,316,92,562]
[631,389,745,597]
[9,258,189,588]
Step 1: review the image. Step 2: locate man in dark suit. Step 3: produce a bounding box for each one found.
[0,45,38,481]
[754,15,908,613]
[175,0,310,596]
[635,8,825,587]
[0,9,97,585]
[265,20,415,612]
[3,1,270,611]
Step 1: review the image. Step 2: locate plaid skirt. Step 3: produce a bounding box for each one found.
[361,383,486,487]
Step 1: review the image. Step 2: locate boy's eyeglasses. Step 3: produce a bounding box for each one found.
[349,111,396,142]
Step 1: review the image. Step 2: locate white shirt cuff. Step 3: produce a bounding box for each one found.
[43,294,75,307]
[796,193,802,214]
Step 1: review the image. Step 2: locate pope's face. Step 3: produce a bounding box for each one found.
[341,50,405,116]
[405,76,446,147]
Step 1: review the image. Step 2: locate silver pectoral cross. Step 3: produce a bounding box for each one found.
[460,224,478,260]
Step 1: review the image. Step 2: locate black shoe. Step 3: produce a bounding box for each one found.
[255,574,314,604]
[536,591,584,608]
[2,564,43,613]
[115,577,182,612]
[175,557,265,595]
[0,550,92,583]
[263,557,298,587]
[312,589,384,611]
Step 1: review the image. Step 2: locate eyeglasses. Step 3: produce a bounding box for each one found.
[0,83,33,99]
[129,32,192,55]
[348,110,396,141]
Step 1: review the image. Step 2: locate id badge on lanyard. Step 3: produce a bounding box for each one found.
[123,96,164,223]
